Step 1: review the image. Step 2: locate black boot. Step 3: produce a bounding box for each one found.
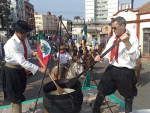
[93,92,105,113]
[125,97,133,113]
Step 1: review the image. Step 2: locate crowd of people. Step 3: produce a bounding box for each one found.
[1,16,142,113]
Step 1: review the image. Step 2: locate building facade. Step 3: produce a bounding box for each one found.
[113,8,150,57]
[72,21,109,44]
[119,3,131,10]
[34,12,59,35]
[0,0,25,42]
[24,0,35,36]
[10,0,25,22]
[85,0,95,22]
[62,19,72,36]
[85,0,118,22]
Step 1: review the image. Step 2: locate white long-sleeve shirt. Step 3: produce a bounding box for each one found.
[102,30,139,69]
[4,34,39,75]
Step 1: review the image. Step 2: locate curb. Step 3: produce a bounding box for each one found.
[0,86,125,110]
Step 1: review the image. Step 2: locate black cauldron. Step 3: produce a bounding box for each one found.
[43,78,83,113]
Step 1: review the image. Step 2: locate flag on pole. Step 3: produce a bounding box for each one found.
[37,31,52,66]
[82,21,87,46]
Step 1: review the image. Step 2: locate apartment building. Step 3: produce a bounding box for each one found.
[10,0,25,22]
[85,0,118,22]
[24,0,35,35]
[72,21,109,44]
[0,0,25,41]
[62,19,72,35]
[34,12,59,34]
[85,0,95,22]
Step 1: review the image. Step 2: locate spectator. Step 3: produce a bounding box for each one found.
[54,45,72,79]
[92,38,98,50]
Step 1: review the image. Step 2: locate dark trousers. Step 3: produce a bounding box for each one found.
[3,66,27,103]
[93,65,137,113]
[93,92,133,113]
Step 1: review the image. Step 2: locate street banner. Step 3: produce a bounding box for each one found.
[37,31,52,66]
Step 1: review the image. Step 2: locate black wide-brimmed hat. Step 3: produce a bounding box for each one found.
[12,20,33,33]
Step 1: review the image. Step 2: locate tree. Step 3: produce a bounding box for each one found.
[74,16,80,20]
[0,0,11,29]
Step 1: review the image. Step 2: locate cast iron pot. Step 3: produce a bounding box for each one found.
[43,78,83,113]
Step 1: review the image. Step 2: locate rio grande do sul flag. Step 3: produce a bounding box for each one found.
[37,31,51,66]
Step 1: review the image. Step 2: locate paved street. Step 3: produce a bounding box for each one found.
[0,42,150,111]
[90,60,150,110]
[116,62,150,110]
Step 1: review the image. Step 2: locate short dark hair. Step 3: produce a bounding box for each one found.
[111,16,126,26]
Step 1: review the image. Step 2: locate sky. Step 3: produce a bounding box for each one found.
[30,0,150,20]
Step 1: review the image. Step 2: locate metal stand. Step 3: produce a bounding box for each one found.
[29,61,50,113]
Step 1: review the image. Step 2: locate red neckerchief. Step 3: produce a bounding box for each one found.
[110,30,126,62]
[20,39,28,77]
[110,36,119,62]
[20,39,27,59]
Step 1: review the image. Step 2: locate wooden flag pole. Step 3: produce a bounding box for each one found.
[36,55,64,94]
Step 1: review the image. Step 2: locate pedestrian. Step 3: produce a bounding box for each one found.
[2,20,50,113]
[78,40,83,56]
[54,45,72,79]
[93,38,98,50]
[82,35,86,47]
[93,16,139,113]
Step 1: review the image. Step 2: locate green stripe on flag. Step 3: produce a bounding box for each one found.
[37,30,46,43]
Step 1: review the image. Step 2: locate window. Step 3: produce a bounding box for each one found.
[143,28,150,54]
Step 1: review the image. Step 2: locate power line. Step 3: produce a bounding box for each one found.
[35,9,84,15]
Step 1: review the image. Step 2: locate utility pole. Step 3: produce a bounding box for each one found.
[118,0,120,11]
[131,0,134,10]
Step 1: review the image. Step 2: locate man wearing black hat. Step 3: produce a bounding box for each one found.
[2,20,50,113]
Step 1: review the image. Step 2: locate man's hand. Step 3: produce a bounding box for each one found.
[94,55,102,62]
[38,67,50,75]
[32,52,38,57]
[120,30,132,51]
[120,30,130,43]
[120,33,129,43]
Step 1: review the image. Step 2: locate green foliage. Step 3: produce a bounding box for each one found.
[74,16,80,20]
[0,0,11,29]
